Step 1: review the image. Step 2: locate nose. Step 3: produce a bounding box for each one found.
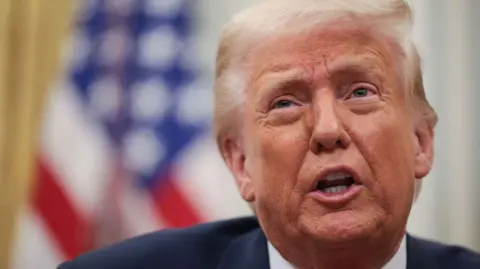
[309,97,351,154]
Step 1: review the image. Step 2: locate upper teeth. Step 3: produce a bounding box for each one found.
[324,172,351,181]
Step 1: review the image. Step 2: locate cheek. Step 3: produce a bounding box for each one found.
[250,122,309,200]
[350,108,416,208]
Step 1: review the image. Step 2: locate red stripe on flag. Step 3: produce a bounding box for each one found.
[152,173,202,228]
[33,157,93,259]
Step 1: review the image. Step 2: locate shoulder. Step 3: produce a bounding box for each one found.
[408,235,480,269]
[58,217,260,269]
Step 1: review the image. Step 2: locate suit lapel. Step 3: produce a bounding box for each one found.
[406,234,439,269]
[217,227,270,269]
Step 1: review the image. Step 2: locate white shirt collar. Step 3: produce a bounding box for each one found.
[268,235,407,269]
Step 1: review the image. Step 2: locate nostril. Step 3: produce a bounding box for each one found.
[309,139,344,154]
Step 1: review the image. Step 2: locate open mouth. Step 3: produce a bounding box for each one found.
[315,171,360,194]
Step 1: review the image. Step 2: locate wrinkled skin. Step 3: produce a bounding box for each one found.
[222,26,434,269]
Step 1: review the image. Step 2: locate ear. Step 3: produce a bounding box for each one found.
[221,137,255,202]
[413,121,434,179]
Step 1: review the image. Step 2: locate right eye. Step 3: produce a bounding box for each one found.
[271,99,297,110]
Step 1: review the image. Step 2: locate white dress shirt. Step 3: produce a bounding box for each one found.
[268,235,407,269]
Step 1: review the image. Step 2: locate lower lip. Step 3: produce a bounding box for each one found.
[309,184,363,207]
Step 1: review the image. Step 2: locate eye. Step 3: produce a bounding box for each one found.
[347,86,376,99]
[271,99,297,110]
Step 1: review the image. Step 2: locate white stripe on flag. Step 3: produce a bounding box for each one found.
[11,210,64,269]
[40,82,111,218]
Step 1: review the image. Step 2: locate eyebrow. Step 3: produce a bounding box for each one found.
[324,54,387,84]
[256,68,311,93]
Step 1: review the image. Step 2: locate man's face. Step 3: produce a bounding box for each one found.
[228,27,433,247]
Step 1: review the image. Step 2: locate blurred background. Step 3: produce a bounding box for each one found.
[0,0,478,268]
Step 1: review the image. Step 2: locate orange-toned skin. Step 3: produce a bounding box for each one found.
[223,27,434,269]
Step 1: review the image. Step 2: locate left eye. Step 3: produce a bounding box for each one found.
[349,87,374,99]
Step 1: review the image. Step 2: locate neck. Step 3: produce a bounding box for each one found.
[278,231,405,269]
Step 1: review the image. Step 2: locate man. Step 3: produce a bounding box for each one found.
[58,0,480,268]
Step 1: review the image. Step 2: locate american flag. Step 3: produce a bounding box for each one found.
[11,0,249,268]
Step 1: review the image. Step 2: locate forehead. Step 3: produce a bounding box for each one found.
[247,27,398,80]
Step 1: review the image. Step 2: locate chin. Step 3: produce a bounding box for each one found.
[298,209,385,245]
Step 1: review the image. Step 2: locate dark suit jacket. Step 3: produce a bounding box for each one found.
[58,217,480,269]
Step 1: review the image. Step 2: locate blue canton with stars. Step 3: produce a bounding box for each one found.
[69,0,206,188]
